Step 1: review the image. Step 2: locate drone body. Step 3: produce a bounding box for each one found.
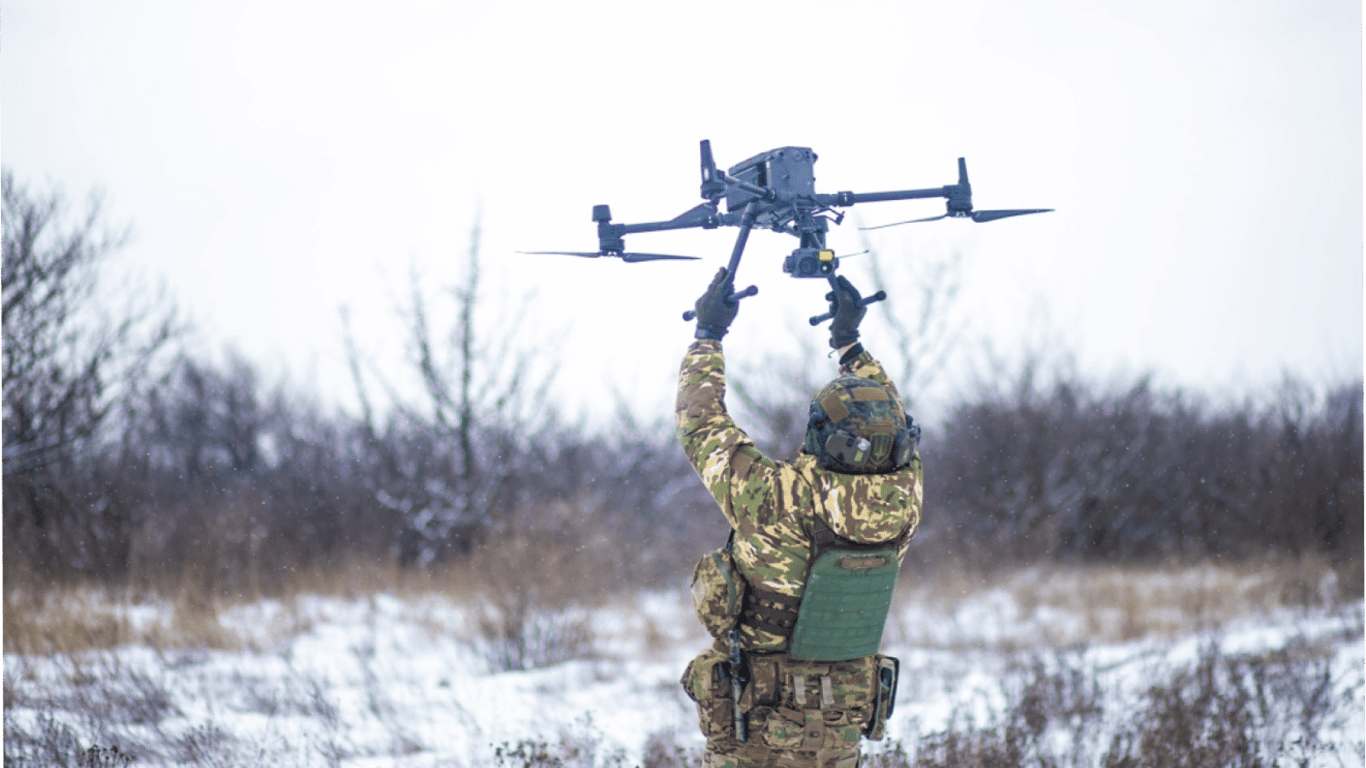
[523,140,1051,321]
[724,147,818,218]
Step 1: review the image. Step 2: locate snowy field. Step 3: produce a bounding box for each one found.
[5,570,1364,767]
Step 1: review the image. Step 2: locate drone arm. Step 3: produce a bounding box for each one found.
[613,216,717,237]
[818,186,958,207]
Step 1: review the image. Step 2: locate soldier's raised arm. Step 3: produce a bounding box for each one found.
[675,269,777,533]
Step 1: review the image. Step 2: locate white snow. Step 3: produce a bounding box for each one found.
[5,583,1363,766]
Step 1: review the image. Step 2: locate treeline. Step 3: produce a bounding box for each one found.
[4,349,716,593]
[3,171,1361,596]
[1,170,720,596]
[929,363,1362,564]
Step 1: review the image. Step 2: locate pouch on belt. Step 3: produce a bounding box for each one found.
[680,648,737,741]
[690,533,745,639]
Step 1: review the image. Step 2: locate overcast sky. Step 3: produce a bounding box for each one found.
[5,1,1361,423]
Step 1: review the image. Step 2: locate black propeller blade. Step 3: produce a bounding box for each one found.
[619,252,700,263]
[520,250,604,258]
[860,215,947,231]
[859,208,1053,231]
[969,208,1054,223]
[519,250,699,263]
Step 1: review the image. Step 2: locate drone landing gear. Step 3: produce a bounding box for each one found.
[808,276,887,327]
[682,202,761,321]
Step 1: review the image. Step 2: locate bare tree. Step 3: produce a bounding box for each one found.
[2,169,179,576]
[859,234,965,412]
[345,216,558,566]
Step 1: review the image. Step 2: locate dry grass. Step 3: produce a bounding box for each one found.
[3,516,633,666]
[4,567,326,657]
[5,548,1355,659]
[889,552,1358,651]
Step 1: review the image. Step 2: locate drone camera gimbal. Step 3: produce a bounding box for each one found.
[785,247,838,278]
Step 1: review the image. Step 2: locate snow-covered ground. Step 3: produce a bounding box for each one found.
[5,582,1363,767]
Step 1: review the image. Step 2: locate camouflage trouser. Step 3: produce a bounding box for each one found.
[682,648,886,768]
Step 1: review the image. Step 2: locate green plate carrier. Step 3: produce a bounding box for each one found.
[787,526,902,661]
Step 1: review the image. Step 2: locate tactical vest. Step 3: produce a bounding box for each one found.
[742,519,904,661]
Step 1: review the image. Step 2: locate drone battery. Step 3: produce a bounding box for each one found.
[726,147,818,212]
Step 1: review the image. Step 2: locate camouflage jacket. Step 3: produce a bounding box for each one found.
[676,339,923,652]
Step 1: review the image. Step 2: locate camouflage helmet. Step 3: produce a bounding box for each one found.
[803,376,917,474]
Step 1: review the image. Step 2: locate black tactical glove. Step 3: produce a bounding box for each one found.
[694,268,739,340]
[827,275,866,348]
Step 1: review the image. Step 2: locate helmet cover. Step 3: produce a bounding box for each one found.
[803,376,913,474]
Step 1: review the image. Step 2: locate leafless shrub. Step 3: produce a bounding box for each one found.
[458,505,634,671]
[912,707,1035,768]
[930,348,1363,566]
[95,665,178,727]
[315,735,351,768]
[896,637,1360,768]
[174,722,236,767]
[3,653,175,767]
[9,656,176,731]
[478,605,596,672]
[470,542,597,671]
[305,676,343,730]
[1012,651,1105,742]
[492,714,628,768]
[861,740,913,768]
[640,728,702,768]
[238,667,338,721]
[1103,645,1264,767]
[4,714,138,768]
[909,651,1105,768]
[4,714,81,768]
[1104,641,1353,768]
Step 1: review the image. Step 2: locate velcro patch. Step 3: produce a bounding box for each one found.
[821,392,850,422]
[838,556,888,570]
[851,387,890,402]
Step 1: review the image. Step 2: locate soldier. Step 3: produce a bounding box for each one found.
[677,268,923,768]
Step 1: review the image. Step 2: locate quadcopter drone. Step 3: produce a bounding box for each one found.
[524,140,1051,324]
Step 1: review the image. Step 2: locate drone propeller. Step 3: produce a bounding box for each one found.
[860,208,1053,230]
[618,252,701,263]
[967,208,1054,223]
[859,215,947,230]
[519,250,700,263]
[859,157,1052,230]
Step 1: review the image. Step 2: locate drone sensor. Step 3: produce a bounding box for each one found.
[784,247,838,278]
